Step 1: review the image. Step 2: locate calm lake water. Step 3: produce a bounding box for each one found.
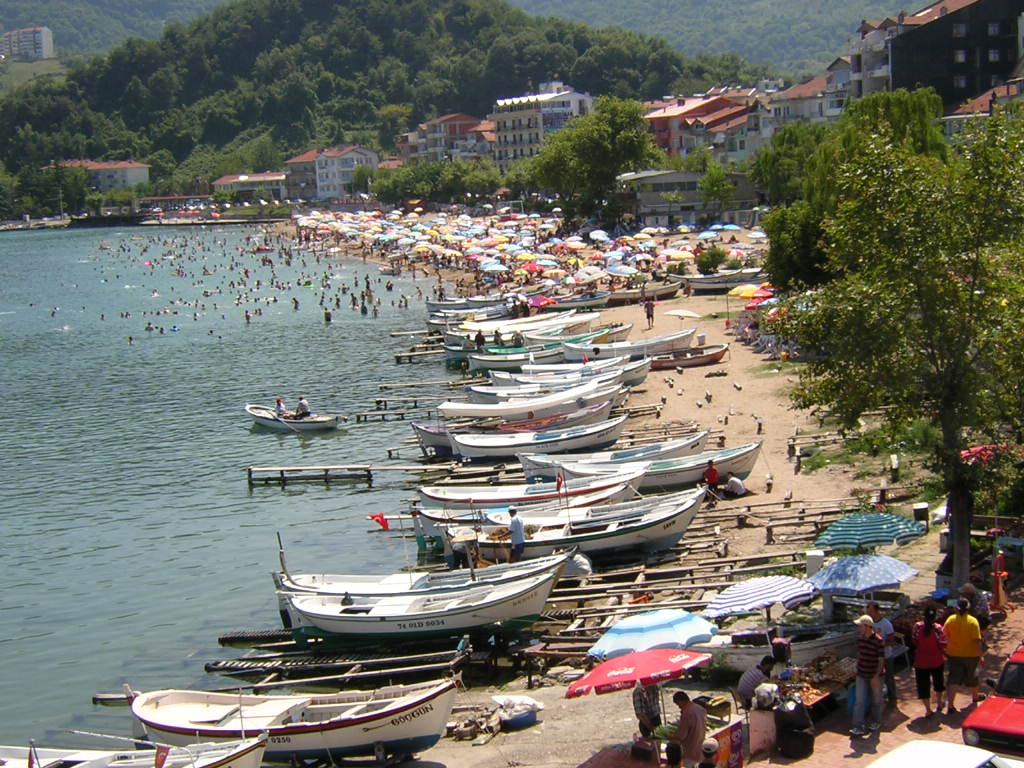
[0,225,444,745]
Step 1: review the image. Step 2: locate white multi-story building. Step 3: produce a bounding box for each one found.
[489,82,594,172]
[313,146,379,199]
[56,160,150,192]
[1,26,55,60]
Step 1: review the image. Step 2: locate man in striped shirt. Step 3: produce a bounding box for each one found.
[851,614,885,736]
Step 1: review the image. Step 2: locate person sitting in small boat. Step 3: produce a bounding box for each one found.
[474,329,486,350]
[723,472,746,498]
[294,396,311,419]
[275,398,288,418]
[493,329,503,346]
[511,331,526,348]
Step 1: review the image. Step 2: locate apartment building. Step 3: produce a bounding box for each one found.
[617,169,759,227]
[212,172,287,201]
[644,96,773,164]
[55,160,150,192]
[0,26,55,60]
[284,146,379,199]
[770,58,850,125]
[489,82,593,172]
[848,0,1024,109]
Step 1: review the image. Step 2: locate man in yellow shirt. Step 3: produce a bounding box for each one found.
[943,597,984,712]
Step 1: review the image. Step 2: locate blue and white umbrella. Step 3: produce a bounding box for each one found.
[815,513,926,550]
[588,609,717,661]
[702,576,817,620]
[697,231,719,240]
[722,224,742,231]
[607,263,638,276]
[808,554,918,596]
[480,262,509,273]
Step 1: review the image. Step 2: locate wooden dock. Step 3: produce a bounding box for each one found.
[247,462,455,486]
[394,348,446,363]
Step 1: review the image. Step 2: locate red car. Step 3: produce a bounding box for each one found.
[962,642,1024,756]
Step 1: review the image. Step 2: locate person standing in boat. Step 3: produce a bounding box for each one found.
[295,396,311,419]
[508,506,525,563]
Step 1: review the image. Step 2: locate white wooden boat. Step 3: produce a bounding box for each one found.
[671,268,768,293]
[130,680,456,762]
[448,415,629,460]
[467,345,565,372]
[418,467,645,509]
[442,313,598,345]
[281,569,558,639]
[274,551,573,597]
[524,322,631,345]
[448,487,704,560]
[555,442,763,491]
[538,291,612,311]
[606,281,681,306]
[650,344,729,370]
[410,401,614,458]
[562,329,695,362]
[519,357,628,375]
[245,403,340,432]
[518,433,711,480]
[466,370,625,403]
[488,357,651,389]
[438,380,613,420]
[457,309,579,333]
[0,739,267,768]
[691,625,858,672]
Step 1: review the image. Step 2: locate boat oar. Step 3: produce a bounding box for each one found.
[273,412,303,434]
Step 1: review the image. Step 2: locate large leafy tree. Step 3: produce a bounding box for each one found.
[763,89,946,289]
[751,122,828,205]
[698,160,734,221]
[531,96,661,217]
[785,106,1024,588]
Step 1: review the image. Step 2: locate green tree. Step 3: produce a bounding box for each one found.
[751,122,828,204]
[696,245,727,275]
[698,161,733,221]
[352,164,375,194]
[761,200,824,287]
[531,96,661,218]
[503,160,536,198]
[784,107,1024,589]
[763,89,948,289]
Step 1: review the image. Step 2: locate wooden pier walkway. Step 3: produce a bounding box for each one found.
[247,462,455,486]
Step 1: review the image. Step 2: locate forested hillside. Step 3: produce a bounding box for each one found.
[509,0,899,74]
[0,0,772,191]
[0,0,222,53]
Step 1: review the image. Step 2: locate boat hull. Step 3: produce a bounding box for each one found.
[518,432,711,480]
[650,344,729,370]
[562,330,694,362]
[691,627,857,672]
[606,282,681,306]
[448,415,628,460]
[245,404,339,432]
[131,684,455,762]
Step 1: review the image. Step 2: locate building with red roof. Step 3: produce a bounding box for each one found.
[644,95,772,165]
[769,58,850,125]
[283,146,379,200]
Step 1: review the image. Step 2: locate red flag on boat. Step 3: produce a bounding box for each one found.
[369,513,390,531]
[154,745,171,768]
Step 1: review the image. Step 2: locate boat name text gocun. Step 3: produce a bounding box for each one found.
[390,703,434,726]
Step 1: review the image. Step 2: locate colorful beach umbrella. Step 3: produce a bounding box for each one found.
[588,609,717,661]
[701,576,817,619]
[815,513,926,550]
[808,554,918,596]
[566,649,712,698]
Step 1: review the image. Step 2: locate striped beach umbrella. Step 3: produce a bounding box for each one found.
[815,513,926,550]
[808,554,918,596]
[701,576,817,620]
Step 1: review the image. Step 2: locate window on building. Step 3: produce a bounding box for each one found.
[954,49,967,63]
[954,74,968,89]
[952,22,967,37]
[989,48,1001,62]
[739,139,746,151]
[988,21,1001,36]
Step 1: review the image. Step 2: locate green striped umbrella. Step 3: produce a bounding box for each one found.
[815,513,926,550]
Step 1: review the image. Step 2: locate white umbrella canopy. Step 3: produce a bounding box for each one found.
[665,309,701,319]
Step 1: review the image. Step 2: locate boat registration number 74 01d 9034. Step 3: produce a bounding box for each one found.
[395,619,446,629]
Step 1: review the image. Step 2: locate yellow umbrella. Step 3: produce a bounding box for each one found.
[565,241,586,250]
[633,232,653,241]
[728,283,763,299]
[516,253,536,261]
[544,268,568,278]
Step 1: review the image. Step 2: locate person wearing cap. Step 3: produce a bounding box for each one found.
[867,601,898,703]
[943,596,984,712]
[697,738,719,768]
[851,614,884,736]
[508,506,525,563]
[737,655,775,708]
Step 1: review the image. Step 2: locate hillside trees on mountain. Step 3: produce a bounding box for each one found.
[0,0,780,193]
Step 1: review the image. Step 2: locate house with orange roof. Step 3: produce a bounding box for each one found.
[770,58,850,125]
[644,96,772,165]
[942,76,1024,134]
[396,113,493,164]
[284,146,379,200]
[848,0,1024,109]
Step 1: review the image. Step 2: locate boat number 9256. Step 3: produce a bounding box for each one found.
[269,737,292,744]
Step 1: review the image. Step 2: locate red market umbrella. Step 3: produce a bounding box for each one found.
[565,649,711,698]
[522,262,545,273]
